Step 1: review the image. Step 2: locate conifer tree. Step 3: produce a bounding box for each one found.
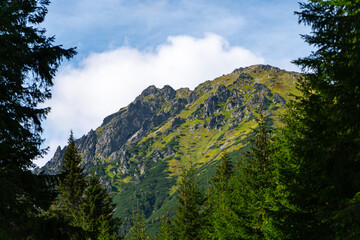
[222,113,278,240]
[97,217,116,240]
[207,153,237,239]
[0,0,76,238]
[173,163,206,240]
[55,132,87,228]
[81,174,120,240]
[274,1,360,239]
[127,205,149,240]
[156,211,174,240]
[237,112,278,239]
[212,153,233,191]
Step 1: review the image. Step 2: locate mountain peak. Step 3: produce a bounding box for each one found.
[140,84,175,96]
[231,64,281,75]
[140,85,158,96]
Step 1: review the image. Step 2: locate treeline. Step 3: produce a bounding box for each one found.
[1,0,360,239]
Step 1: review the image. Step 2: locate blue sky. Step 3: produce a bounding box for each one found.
[44,0,310,68]
[37,0,312,167]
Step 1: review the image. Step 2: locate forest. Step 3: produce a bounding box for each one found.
[1,0,360,239]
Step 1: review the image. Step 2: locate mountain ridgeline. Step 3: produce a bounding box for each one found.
[36,64,299,235]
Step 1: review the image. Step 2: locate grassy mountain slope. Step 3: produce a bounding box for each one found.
[37,64,300,237]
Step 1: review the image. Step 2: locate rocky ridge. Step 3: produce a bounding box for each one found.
[38,65,295,176]
[37,85,197,175]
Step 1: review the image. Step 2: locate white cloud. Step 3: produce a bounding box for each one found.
[36,33,264,167]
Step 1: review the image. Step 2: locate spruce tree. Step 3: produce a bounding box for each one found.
[274,1,360,239]
[205,116,281,240]
[55,132,87,228]
[81,174,120,240]
[208,153,237,239]
[173,163,206,240]
[223,113,278,240]
[238,113,275,238]
[0,0,76,238]
[156,211,174,240]
[212,153,233,191]
[127,205,149,240]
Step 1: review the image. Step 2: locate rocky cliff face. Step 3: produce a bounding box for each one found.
[37,84,197,174]
[36,64,300,234]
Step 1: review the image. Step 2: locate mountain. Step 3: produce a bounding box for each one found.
[36,64,300,236]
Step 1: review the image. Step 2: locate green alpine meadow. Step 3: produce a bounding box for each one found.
[2,0,360,239]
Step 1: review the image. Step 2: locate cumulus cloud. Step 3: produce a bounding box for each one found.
[37,33,264,167]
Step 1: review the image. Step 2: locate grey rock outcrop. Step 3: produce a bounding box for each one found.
[232,73,254,86]
[253,83,272,98]
[273,92,286,106]
[208,114,225,130]
[231,107,245,120]
[191,85,232,119]
[251,64,280,73]
[171,117,185,131]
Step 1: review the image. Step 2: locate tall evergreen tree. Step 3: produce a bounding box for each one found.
[0,0,76,238]
[173,163,206,240]
[81,174,120,240]
[274,1,360,239]
[212,153,234,191]
[207,153,237,239]
[156,211,174,240]
[127,205,149,240]
[232,113,277,240]
[55,132,87,228]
